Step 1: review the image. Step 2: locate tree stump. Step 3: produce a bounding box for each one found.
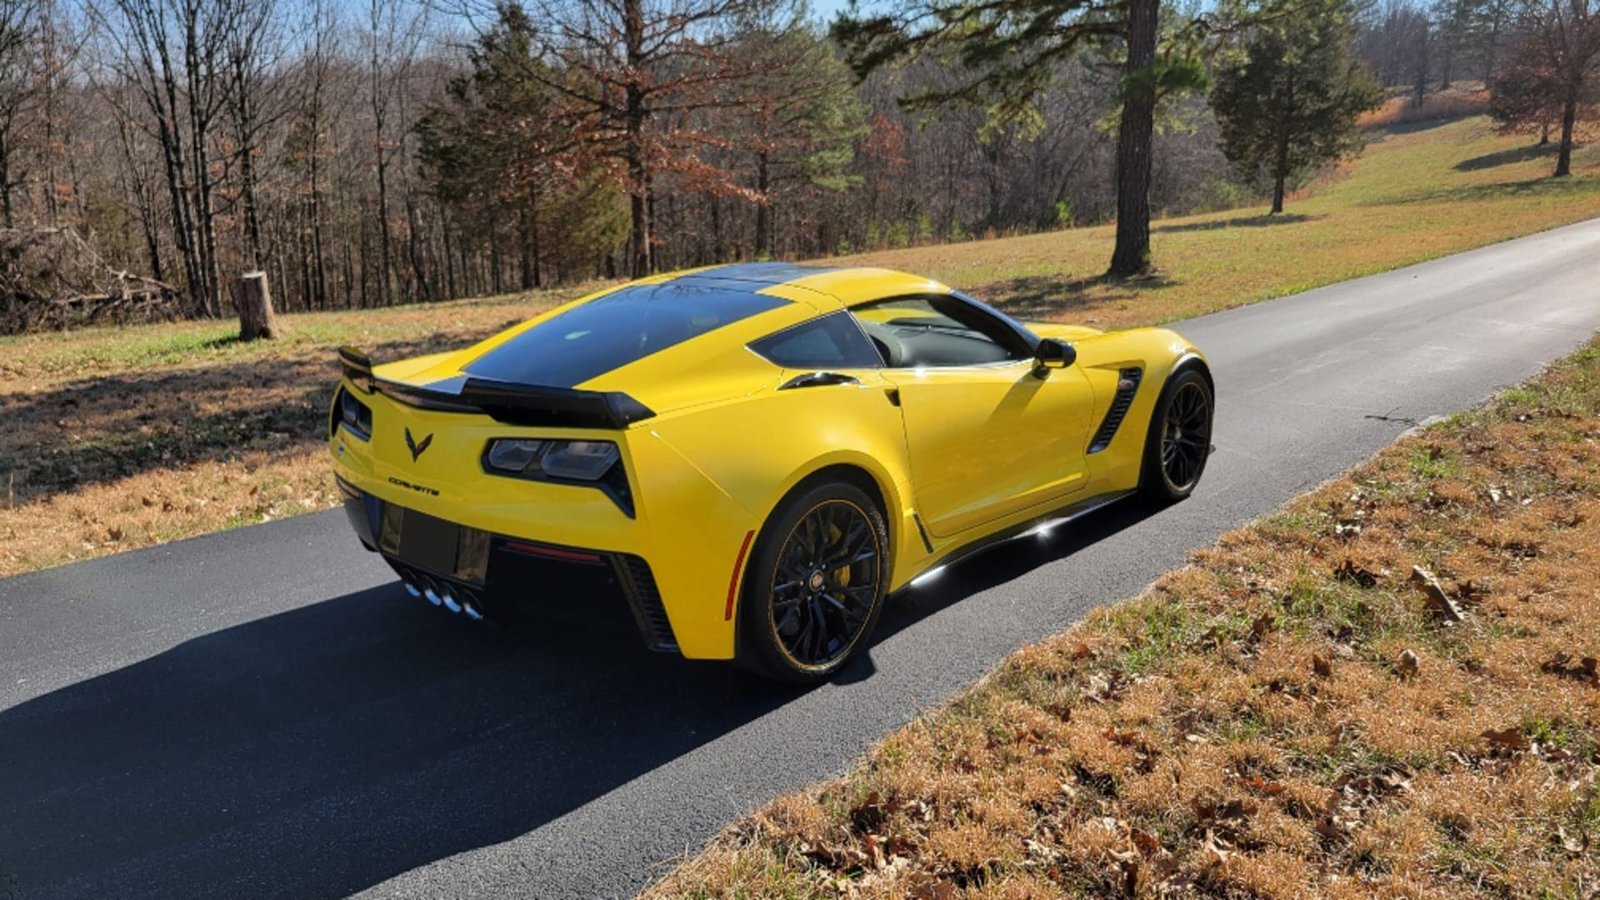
[233,271,278,341]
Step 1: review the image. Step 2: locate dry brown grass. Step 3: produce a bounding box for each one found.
[0,288,593,576]
[1360,84,1491,129]
[645,338,1600,899]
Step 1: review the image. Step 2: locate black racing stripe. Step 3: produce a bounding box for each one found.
[674,262,840,287]
[462,281,790,388]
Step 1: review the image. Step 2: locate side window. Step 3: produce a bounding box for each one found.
[850,296,1028,368]
[749,311,883,369]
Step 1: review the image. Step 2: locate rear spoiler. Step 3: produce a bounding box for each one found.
[337,346,655,430]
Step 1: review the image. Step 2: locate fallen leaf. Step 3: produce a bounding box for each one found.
[1556,826,1588,856]
[1240,774,1286,796]
[906,875,956,900]
[1397,649,1421,680]
[1481,727,1531,753]
[1333,558,1381,587]
[1203,829,1233,864]
[849,791,888,833]
[1249,613,1275,641]
[862,833,886,869]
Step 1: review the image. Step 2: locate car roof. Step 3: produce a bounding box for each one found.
[665,263,953,309]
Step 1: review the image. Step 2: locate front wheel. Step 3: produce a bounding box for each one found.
[1140,367,1214,501]
[737,481,889,683]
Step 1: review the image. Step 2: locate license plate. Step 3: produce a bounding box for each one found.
[378,504,487,584]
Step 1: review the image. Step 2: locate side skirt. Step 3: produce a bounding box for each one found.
[895,490,1137,593]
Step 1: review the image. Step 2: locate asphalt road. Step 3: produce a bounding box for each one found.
[3,219,1599,900]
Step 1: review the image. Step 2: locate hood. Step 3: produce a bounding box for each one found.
[1029,322,1105,342]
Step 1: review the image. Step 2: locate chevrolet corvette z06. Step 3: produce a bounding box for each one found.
[329,263,1213,682]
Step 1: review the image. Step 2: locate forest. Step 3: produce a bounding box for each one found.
[0,0,1590,332]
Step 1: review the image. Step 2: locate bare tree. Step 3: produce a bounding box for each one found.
[1494,0,1600,175]
[517,0,780,276]
[0,0,38,229]
[92,0,251,316]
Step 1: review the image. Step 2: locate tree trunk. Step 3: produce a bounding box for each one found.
[1272,75,1294,215]
[754,151,771,259]
[624,0,651,278]
[406,193,430,300]
[0,135,12,229]
[375,151,392,304]
[233,271,278,341]
[1411,27,1429,109]
[1108,0,1158,278]
[1555,91,1577,177]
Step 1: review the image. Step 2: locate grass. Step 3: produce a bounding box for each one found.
[835,114,1600,329]
[0,110,1597,578]
[644,337,1600,900]
[0,288,595,577]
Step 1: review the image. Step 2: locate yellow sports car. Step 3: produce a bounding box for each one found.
[329,264,1213,682]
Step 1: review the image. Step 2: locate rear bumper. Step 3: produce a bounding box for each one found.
[339,479,677,652]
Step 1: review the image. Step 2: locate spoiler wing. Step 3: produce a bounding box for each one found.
[337,347,655,430]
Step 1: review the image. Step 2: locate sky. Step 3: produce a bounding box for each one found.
[807,0,854,23]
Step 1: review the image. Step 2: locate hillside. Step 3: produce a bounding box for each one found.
[838,115,1600,330]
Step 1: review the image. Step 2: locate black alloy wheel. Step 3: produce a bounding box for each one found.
[739,481,888,682]
[1141,367,1214,501]
[1160,379,1211,490]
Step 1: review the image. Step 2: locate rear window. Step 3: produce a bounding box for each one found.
[749,311,883,369]
[463,282,790,387]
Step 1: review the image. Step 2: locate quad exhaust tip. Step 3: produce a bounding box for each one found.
[401,573,484,621]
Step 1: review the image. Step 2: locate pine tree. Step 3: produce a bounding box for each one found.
[1210,0,1381,213]
[735,18,866,259]
[831,0,1206,278]
[416,4,624,289]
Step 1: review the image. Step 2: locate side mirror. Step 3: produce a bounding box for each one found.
[1033,338,1076,376]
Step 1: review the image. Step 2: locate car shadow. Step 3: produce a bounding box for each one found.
[838,497,1164,682]
[0,499,1162,898]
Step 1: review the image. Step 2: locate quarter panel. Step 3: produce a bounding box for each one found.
[644,374,923,590]
[1069,327,1207,490]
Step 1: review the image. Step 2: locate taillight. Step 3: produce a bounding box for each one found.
[481,438,633,517]
[332,386,373,441]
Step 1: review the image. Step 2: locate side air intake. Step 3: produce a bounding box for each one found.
[1088,367,1143,454]
[617,555,677,652]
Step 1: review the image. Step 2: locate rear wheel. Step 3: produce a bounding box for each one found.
[1140,367,1213,501]
[738,481,888,683]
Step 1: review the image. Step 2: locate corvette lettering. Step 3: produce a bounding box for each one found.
[386,476,440,497]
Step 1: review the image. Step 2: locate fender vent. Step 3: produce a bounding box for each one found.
[617,554,677,652]
[1088,367,1143,454]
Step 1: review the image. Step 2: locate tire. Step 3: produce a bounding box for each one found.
[737,480,890,684]
[1139,366,1214,502]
